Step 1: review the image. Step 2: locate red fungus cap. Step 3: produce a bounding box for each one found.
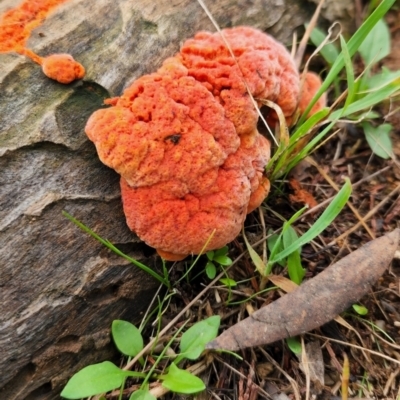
[85,27,325,260]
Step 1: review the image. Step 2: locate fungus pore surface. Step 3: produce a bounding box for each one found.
[0,0,85,83]
[85,27,325,261]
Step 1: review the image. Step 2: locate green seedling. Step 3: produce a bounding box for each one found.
[286,337,302,355]
[361,122,393,159]
[205,246,233,279]
[219,277,237,287]
[130,389,156,400]
[308,11,399,162]
[352,304,368,316]
[244,179,351,283]
[61,316,220,399]
[267,223,305,284]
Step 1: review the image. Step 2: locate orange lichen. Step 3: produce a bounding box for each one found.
[86,27,326,261]
[0,0,85,84]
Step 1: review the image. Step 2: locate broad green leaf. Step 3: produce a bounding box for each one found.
[352,304,368,315]
[61,361,142,399]
[206,250,214,261]
[365,68,400,90]
[359,18,390,65]
[112,320,143,357]
[362,122,393,159]
[298,0,396,124]
[130,390,157,400]
[219,278,237,287]
[205,261,216,279]
[357,111,381,119]
[309,26,339,65]
[175,316,220,364]
[214,246,229,257]
[283,226,305,284]
[286,337,302,355]
[160,364,205,394]
[269,179,352,264]
[213,255,233,266]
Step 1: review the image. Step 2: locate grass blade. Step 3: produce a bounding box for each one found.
[62,211,168,286]
[269,178,352,264]
[243,229,267,276]
[340,36,355,110]
[330,81,400,119]
[298,0,396,124]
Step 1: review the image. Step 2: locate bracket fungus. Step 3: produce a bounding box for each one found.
[86,27,325,261]
[0,0,85,84]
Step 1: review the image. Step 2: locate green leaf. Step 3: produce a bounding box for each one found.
[309,26,339,65]
[160,363,205,394]
[365,67,400,90]
[283,226,305,284]
[205,261,216,279]
[269,179,352,264]
[112,320,144,357]
[206,250,214,261]
[352,304,368,315]
[267,234,285,267]
[286,337,302,355]
[61,361,140,399]
[175,316,220,364]
[298,0,396,124]
[219,278,237,287]
[130,389,157,400]
[362,122,393,159]
[340,36,355,110]
[213,255,233,266]
[359,18,390,65]
[214,246,229,257]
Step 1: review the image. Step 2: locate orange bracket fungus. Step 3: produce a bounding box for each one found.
[85,27,325,261]
[0,0,85,84]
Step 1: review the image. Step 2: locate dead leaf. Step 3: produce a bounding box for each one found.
[298,341,325,394]
[256,362,274,379]
[206,229,400,351]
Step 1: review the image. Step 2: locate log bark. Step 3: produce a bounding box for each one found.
[0,0,344,398]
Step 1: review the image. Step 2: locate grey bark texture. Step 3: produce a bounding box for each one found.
[0,0,350,399]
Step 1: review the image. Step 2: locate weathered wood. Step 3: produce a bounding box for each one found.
[0,0,335,398]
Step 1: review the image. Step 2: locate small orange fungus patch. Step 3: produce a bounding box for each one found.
[0,0,85,84]
[41,53,85,84]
